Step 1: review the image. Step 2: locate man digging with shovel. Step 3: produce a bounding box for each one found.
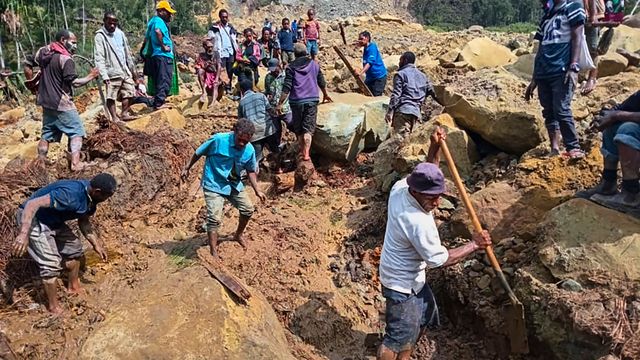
[377,127,493,360]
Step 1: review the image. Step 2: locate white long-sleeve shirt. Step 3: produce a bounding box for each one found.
[379,179,449,294]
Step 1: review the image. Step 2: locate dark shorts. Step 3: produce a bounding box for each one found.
[584,23,600,58]
[41,108,86,143]
[365,76,387,96]
[382,284,440,353]
[290,102,318,135]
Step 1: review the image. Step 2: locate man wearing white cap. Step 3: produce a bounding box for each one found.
[378,127,493,360]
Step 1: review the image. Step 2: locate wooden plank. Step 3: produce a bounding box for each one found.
[333,45,373,97]
[197,248,252,303]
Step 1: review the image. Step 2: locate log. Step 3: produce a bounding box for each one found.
[333,45,373,97]
[197,248,251,303]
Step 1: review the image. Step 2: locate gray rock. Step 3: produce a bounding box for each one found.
[559,279,583,292]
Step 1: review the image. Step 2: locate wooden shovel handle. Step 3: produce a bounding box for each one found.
[439,139,520,305]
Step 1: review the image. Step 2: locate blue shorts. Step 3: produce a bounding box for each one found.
[601,122,640,162]
[41,108,85,143]
[306,40,319,56]
[382,284,440,353]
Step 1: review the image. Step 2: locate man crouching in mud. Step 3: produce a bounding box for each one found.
[377,127,492,360]
[12,173,116,314]
[182,118,266,258]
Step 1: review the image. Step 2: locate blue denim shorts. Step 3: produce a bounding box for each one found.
[601,122,640,162]
[306,40,319,56]
[41,108,85,142]
[382,284,440,353]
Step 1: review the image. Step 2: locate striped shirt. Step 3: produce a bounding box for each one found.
[533,0,586,79]
[238,90,276,142]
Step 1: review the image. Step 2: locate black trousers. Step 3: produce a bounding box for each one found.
[221,56,234,90]
[151,55,173,108]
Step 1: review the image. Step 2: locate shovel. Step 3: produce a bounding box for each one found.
[439,139,529,354]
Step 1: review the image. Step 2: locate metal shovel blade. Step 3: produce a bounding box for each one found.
[505,301,529,353]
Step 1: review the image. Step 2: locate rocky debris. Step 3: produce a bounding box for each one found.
[126,108,187,133]
[0,107,25,126]
[457,37,517,70]
[312,93,389,162]
[607,25,640,54]
[558,279,583,292]
[434,68,545,154]
[373,14,405,24]
[80,264,294,360]
[505,53,535,80]
[373,114,478,192]
[616,48,640,67]
[449,182,539,241]
[597,52,629,77]
[538,198,640,282]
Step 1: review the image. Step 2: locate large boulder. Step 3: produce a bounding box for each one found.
[597,52,629,77]
[457,37,517,70]
[505,53,535,80]
[80,264,294,359]
[313,93,389,162]
[607,25,640,54]
[624,14,640,28]
[538,199,640,282]
[373,114,478,191]
[127,108,186,133]
[449,182,544,241]
[434,68,546,154]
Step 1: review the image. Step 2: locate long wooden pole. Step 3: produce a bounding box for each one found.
[333,45,373,97]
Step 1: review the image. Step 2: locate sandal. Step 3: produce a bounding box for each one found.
[564,149,586,159]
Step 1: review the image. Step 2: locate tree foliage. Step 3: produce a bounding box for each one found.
[0,0,208,69]
[411,0,543,28]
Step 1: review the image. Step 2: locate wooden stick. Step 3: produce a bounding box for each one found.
[333,45,373,97]
[439,139,521,306]
[338,22,347,45]
[197,248,252,303]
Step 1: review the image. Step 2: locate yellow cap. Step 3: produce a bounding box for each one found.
[156,0,177,14]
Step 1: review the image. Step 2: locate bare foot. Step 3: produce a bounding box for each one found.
[235,236,248,249]
[154,104,173,111]
[71,161,94,172]
[199,93,207,104]
[47,304,64,315]
[209,244,219,259]
[581,79,597,96]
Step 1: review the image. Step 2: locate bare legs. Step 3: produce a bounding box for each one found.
[208,215,251,258]
[41,257,83,314]
[298,133,312,161]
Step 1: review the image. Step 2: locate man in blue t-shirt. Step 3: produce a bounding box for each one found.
[525,0,586,159]
[12,173,117,314]
[356,31,387,96]
[145,0,175,109]
[181,118,267,258]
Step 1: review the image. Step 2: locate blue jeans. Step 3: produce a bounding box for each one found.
[381,285,440,353]
[601,122,640,163]
[537,75,580,151]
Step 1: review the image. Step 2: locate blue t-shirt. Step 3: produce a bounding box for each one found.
[533,1,585,80]
[196,132,257,195]
[147,16,173,58]
[20,179,96,229]
[362,42,387,81]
